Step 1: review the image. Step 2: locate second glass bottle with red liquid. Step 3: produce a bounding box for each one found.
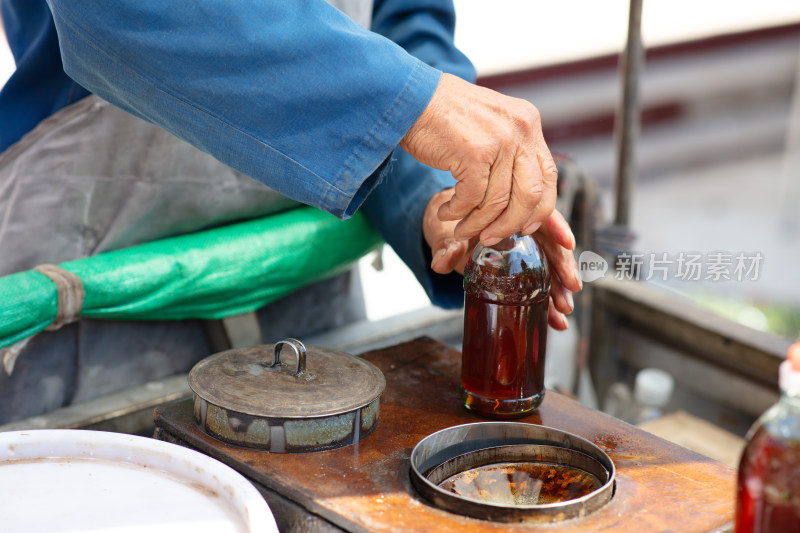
[735,342,800,532]
[461,234,551,418]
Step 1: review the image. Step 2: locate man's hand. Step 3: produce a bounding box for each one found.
[403,73,557,246]
[423,189,476,276]
[423,188,581,331]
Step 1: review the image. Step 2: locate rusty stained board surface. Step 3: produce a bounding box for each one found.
[154,337,735,532]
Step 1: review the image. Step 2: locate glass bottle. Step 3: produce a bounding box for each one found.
[735,343,800,532]
[460,234,551,418]
[630,368,674,424]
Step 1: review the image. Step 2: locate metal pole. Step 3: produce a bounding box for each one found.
[613,0,644,227]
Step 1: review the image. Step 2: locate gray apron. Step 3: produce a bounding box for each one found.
[0,0,373,423]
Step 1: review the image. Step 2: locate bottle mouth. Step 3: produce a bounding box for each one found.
[472,236,546,268]
[480,234,536,253]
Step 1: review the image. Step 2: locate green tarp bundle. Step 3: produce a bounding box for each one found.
[0,207,382,349]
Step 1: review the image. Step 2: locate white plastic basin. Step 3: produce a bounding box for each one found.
[0,429,278,533]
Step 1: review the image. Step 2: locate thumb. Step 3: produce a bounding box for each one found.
[431,238,472,275]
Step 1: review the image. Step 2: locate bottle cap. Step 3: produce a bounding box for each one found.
[634,368,674,407]
[788,342,800,372]
[780,344,800,394]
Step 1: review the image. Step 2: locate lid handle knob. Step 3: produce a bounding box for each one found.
[268,338,307,376]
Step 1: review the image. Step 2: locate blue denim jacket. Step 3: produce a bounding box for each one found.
[0,0,475,308]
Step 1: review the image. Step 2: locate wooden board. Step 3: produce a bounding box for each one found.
[154,337,735,532]
[638,410,746,468]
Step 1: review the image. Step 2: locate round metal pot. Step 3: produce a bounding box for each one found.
[409,422,615,523]
[189,339,385,453]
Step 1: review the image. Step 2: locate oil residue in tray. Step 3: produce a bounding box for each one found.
[437,461,602,506]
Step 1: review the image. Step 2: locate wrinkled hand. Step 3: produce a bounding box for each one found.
[403,73,558,246]
[423,188,582,331]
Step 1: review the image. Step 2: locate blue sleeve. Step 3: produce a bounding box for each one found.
[43,0,441,219]
[362,0,475,309]
[371,0,475,83]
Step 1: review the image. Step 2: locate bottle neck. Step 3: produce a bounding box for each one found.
[781,388,800,406]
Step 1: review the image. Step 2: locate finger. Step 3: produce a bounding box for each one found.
[539,210,575,250]
[437,176,487,222]
[424,188,477,275]
[431,238,472,275]
[536,228,581,293]
[517,115,558,235]
[534,126,558,193]
[548,298,568,330]
[452,147,515,242]
[519,179,558,236]
[453,236,479,275]
[549,273,574,316]
[479,146,545,245]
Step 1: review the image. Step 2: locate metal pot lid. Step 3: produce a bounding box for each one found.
[189,339,385,419]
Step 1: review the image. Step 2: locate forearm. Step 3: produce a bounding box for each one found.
[45,0,441,219]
